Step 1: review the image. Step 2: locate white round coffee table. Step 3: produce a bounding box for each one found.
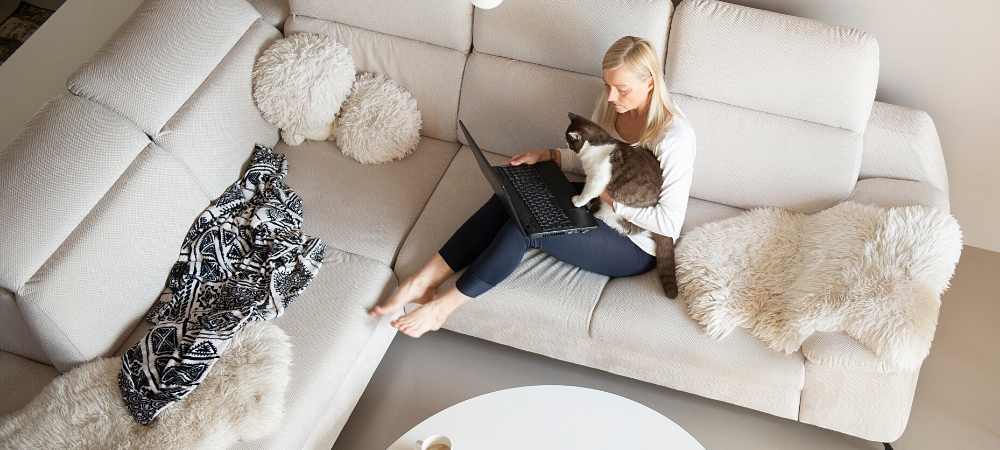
[386,384,704,450]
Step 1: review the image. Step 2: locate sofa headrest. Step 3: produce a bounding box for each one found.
[666,0,879,132]
[472,0,673,76]
[290,0,473,52]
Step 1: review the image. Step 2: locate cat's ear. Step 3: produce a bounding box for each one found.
[568,112,579,121]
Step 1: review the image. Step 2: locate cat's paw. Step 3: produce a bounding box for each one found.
[571,195,588,208]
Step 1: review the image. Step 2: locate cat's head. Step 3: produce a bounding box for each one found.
[565,111,619,153]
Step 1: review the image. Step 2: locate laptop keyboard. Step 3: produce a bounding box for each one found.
[497,164,574,231]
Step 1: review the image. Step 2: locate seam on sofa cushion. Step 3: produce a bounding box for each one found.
[5,90,152,294]
[66,4,260,138]
[671,91,866,135]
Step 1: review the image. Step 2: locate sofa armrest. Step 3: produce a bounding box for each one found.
[861,101,950,195]
[802,332,919,373]
[848,177,950,213]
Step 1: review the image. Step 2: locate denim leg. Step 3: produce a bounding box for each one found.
[451,181,656,298]
[438,194,509,272]
[535,218,656,277]
[454,218,530,298]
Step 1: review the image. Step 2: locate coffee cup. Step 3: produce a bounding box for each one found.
[415,434,452,450]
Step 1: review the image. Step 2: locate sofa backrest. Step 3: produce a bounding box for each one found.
[284,0,474,143]
[666,0,878,213]
[456,0,674,158]
[0,0,280,371]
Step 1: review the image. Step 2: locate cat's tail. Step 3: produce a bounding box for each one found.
[652,234,678,299]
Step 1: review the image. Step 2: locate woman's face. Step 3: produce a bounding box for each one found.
[603,65,653,114]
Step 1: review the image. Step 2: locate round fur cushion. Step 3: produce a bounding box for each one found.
[252,32,355,146]
[335,72,422,164]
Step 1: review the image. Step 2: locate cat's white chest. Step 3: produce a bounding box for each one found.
[572,142,630,235]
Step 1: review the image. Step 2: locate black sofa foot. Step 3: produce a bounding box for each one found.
[883,443,894,450]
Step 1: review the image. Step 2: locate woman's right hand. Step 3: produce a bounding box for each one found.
[509,148,559,167]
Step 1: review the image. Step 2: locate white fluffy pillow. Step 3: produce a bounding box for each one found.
[252,32,355,146]
[335,72,422,164]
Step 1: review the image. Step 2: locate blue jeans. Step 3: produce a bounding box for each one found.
[438,182,656,298]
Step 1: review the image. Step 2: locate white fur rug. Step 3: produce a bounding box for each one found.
[675,201,962,371]
[0,323,291,449]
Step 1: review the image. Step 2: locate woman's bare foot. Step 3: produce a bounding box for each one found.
[391,288,469,338]
[369,253,455,318]
[367,276,434,318]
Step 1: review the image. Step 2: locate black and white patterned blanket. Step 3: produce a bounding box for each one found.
[119,144,326,425]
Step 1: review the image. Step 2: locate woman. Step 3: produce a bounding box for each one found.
[367,36,697,338]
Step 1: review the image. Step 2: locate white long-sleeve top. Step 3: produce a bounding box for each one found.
[557,107,697,256]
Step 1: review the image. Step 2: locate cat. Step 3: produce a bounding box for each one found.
[563,111,678,298]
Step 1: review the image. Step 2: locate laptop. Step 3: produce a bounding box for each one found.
[459,120,598,238]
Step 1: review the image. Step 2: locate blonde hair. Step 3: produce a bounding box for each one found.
[591,36,677,147]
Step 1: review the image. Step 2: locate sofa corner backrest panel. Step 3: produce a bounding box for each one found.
[290,0,472,53]
[285,0,473,143]
[458,0,674,157]
[472,0,672,78]
[667,0,877,212]
[66,0,262,138]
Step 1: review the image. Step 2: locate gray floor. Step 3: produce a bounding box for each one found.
[333,246,1000,450]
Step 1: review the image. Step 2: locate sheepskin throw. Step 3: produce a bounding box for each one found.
[252,32,355,146]
[335,71,422,164]
[676,201,962,371]
[120,144,326,424]
[0,323,291,449]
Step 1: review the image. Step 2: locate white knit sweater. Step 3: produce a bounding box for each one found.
[557,106,697,256]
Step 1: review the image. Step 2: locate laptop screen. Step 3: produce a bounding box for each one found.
[459,120,508,198]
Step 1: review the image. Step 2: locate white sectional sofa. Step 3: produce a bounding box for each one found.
[0,0,951,447]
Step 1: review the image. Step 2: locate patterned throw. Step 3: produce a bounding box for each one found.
[119,144,326,425]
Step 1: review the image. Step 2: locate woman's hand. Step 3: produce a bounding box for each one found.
[509,148,560,167]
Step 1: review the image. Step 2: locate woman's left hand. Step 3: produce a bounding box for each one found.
[600,190,614,207]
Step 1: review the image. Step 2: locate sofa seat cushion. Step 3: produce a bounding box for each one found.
[588,270,805,419]
[277,137,459,267]
[848,177,950,212]
[243,248,399,449]
[397,148,609,342]
[0,351,58,415]
[679,197,746,236]
[117,247,399,449]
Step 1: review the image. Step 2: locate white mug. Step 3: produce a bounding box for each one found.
[415,434,453,450]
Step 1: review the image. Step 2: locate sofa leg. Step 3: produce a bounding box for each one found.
[883,443,894,450]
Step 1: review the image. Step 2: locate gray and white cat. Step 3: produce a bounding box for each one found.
[564,112,678,298]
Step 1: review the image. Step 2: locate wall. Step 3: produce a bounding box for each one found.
[681,0,1000,252]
